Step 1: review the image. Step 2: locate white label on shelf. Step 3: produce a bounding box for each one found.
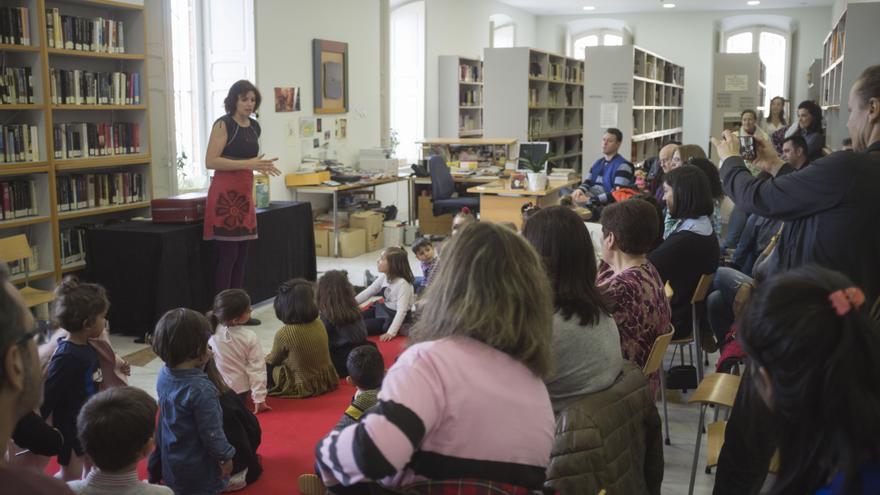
[600,103,618,128]
[724,74,749,92]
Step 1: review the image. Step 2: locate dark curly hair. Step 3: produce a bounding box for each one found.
[223,80,261,115]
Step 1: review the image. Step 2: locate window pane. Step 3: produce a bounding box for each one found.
[390,2,425,164]
[725,32,753,54]
[170,0,207,190]
[573,35,599,60]
[493,24,514,48]
[759,31,786,111]
[603,34,623,46]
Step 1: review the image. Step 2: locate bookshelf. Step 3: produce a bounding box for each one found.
[820,2,880,148]
[709,52,766,161]
[0,0,151,290]
[483,47,584,172]
[583,45,684,172]
[439,56,483,138]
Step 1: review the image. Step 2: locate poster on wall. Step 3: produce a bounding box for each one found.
[299,117,316,138]
[313,39,349,114]
[336,118,347,139]
[274,87,301,112]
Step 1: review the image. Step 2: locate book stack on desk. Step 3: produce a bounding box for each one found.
[549,168,578,181]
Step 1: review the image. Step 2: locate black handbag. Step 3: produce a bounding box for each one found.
[666,365,698,392]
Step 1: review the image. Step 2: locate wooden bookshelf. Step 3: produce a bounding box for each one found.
[52,104,146,110]
[439,56,484,138]
[55,153,150,170]
[58,200,150,221]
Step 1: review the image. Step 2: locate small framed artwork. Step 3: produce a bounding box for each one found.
[313,39,349,114]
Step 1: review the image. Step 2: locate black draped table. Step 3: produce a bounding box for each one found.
[84,201,316,337]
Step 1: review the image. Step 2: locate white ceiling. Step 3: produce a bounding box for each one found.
[495,0,833,16]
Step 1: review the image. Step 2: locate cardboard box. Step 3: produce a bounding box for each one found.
[285,170,331,187]
[350,211,385,252]
[313,227,330,257]
[337,228,366,258]
[384,221,404,248]
[315,211,349,229]
[418,195,453,236]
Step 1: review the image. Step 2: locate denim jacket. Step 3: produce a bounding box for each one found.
[155,366,235,495]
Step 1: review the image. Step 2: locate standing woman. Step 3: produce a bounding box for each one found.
[761,96,787,136]
[204,80,280,323]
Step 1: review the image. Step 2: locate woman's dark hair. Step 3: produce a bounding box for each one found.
[53,276,110,334]
[663,165,714,220]
[738,265,880,495]
[151,308,211,368]
[767,96,787,125]
[207,289,250,332]
[316,270,361,326]
[521,206,610,326]
[797,100,823,134]
[274,278,319,325]
[223,80,261,115]
[740,109,757,120]
[383,247,415,285]
[855,64,880,108]
[687,158,724,201]
[600,198,661,255]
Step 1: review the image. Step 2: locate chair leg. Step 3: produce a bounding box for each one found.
[660,367,671,446]
[693,306,704,383]
[688,404,706,495]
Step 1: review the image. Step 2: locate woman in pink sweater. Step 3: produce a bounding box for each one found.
[315,222,556,494]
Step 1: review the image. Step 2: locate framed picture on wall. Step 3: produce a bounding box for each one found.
[313,39,349,114]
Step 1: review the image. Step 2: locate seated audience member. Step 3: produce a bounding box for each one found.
[668,158,723,242]
[842,137,854,151]
[760,96,787,136]
[649,142,680,202]
[772,100,826,160]
[316,270,369,377]
[648,166,720,342]
[70,386,172,495]
[736,266,880,494]
[315,222,555,493]
[451,207,475,236]
[726,110,770,249]
[410,237,439,294]
[355,247,415,341]
[522,206,623,413]
[572,128,634,207]
[669,144,706,171]
[597,199,672,378]
[734,109,771,143]
[781,134,810,170]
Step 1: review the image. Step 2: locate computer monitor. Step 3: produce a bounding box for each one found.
[517,142,550,173]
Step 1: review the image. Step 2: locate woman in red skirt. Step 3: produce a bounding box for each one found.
[204,80,280,323]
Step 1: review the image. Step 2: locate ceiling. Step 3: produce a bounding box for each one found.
[495,0,833,16]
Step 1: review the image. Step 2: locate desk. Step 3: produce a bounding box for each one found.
[467,178,579,229]
[289,176,404,257]
[84,202,316,337]
[407,174,500,232]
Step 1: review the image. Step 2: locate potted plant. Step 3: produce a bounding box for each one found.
[518,148,549,192]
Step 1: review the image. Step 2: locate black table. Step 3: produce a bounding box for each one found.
[84,201,316,337]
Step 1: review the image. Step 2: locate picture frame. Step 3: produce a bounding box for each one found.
[313,39,349,114]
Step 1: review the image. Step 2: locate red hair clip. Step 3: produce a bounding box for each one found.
[460,207,471,215]
[828,287,866,316]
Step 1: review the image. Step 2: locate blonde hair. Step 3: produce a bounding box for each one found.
[676,144,707,164]
[409,222,554,377]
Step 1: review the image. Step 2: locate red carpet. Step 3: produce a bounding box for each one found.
[47,336,407,494]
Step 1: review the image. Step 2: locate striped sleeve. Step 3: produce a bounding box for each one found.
[597,162,635,203]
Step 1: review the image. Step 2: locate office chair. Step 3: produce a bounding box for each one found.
[428,155,480,217]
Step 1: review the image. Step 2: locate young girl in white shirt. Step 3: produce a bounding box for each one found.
[356,247,415,341]
[207,289,270,414]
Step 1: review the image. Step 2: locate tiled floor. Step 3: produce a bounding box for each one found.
[111,248,766,495]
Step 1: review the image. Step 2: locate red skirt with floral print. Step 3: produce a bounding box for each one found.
[203,169,257,241]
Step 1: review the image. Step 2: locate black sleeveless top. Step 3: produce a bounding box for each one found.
[218,115,261,160]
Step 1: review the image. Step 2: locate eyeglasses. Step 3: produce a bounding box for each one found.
[15,319,52,346]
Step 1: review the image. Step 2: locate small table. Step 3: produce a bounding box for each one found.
[467,178,580,229]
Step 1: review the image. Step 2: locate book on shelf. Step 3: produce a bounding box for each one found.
[459,64,480,83]
[49,68,140,105]
[549,63,564,81]
[0,178,38,219]
[60,225,89,265]
[461,88,480,106]
[53,122,140,159]
[55,171,145,212]
[0,6,30,45]
[46,9,125,53]
[0,66,34,104]
[0,124,40,162]
[7,244,38,275]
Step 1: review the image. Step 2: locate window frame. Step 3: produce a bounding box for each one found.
[570,28,626,59]
[489,17,516,48]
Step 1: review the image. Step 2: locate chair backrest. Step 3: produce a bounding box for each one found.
[428,155,455,201]
[688,372,741,408]
[643,327,675,375]
[0,234,31,263]
[690,273,715,304]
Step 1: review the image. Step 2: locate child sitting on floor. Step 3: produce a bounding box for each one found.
[266,279,339,398]
[316,270,370,377]
[451,207,476,236]
[356,247,415,342]
[411,238,439,295]
[69,386,171,495]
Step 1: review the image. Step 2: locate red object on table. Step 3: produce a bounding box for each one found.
[151,192,207,224]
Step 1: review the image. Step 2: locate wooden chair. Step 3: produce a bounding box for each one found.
[668,273,716,388]
[0,234,54,308]
[686,372,741,495]
[643,327,675,445]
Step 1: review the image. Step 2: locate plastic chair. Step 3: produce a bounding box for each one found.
[643,327,675,445]
[686,372,741,495]
[0,234,54,308]
[428,155,480,216]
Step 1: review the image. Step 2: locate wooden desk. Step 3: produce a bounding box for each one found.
[467,178,579,229]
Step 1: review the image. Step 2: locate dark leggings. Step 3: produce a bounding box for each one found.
[362,303,403,336]
[216,241,249,292]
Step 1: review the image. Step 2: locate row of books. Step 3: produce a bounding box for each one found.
[459,64,481,83]
[0,7,31,46]
[8,244,39,276]
[55,172,145,212]
[0,124,40,163]
[0,178,37,220]
[49,69,140,106]
[53,122,141,159]
[460,88,481,106]
[46,9,125,54]
[0,66,35,105]
[548,63,582,83]
[60,226,88,266]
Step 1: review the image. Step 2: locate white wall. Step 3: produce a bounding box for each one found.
[145,0,174,199]
[535,7,831,149]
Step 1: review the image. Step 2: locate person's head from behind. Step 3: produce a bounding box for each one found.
[659,143,680,173]
[451,207,475,236]
[740,109,758,135]
[737,265,880,494]
[602,128,623,156]
[377,247,414,284]
[274,279,319,325]
[768,96,786,124]
[152,308,211,369]
[663,165,714,220]
[411,222,554,378]
[796,100,823,133]
[224,79,261,118]
[411,237,436,263]
[686,158,724,202]
[521,206,610,326]
[0,263,42,423]
[846,64,880,151]
[53,276,110,339]
[208,289,251,332]
[345,345,384,391]
[841,137,853,150]
[77,386,158,473]
[599,198,660,262]
[782,135,809,169]
[316,270,360,326]
[671,144,706,170]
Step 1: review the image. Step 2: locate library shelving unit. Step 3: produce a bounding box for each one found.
[820,2,880,148]
[709,52,766,161]
[583,45,684,172]
[0,0,151,293]
[439,55,483,138]
[483,47,584,171]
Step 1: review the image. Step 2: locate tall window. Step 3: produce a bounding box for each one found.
[723,27,789,111]
[572,29,624,60]
[489,14,515,48]
[390,1,425,164]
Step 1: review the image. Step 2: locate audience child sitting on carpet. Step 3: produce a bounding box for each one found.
[207,289,270,414]
[316,271,370,377]
[355,247,415,342]
[411,238,439,295]
[266,279,339,398]
[69,386,171,495]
